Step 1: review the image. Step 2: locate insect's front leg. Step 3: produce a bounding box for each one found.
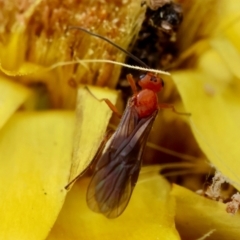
[126,74,138,95]
[84,86,122,118]
[100,98,122,118]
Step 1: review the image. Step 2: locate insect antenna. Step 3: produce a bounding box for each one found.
[67,26,150,69]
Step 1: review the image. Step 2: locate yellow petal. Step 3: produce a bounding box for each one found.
[211,38,240,79]
[47,169,179,240]
[213,0,240,36]
[171,184,240,240]
[0,111,74,240]
[0,31,26,71]
[223,17,240,53]
[68,86,118,183]
[0,75,31,129]
[172,70,240,191]
[0,61,45,76]
[197,48,232,83]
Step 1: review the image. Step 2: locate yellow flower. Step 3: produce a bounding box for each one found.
[173,0,240,187]
[1,0,240,239]
[169,0,240,238]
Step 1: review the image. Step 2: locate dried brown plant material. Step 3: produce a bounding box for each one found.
[0,0,145,108]
[205,171,227,201]
[226,192,240,215]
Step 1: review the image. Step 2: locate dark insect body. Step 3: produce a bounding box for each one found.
[126,2,183,71]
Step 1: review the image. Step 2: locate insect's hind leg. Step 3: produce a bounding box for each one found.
[84,86,122,118]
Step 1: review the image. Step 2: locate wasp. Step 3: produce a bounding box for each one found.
[66,27,189,218]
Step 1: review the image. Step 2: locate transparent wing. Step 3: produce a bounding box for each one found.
[87,108,158,218]
[87,159,137,218]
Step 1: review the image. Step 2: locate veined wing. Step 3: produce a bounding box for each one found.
[87,109,158,218]
[93,102,140,171]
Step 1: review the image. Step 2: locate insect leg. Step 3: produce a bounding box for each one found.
[158,103,191,116]
[65,170,86,190]
[126,74,138,94]
[84,86,122,118]
[100,98,122,118]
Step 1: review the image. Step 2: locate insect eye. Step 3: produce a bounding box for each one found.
[139,74,146,79]
[150,76,158,83]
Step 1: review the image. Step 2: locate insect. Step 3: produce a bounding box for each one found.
[67,27,190,218]
[125,1,183,71]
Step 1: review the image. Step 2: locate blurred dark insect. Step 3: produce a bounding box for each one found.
[118,1,183,101]
[120,0,183,83]
[131,1,183,70]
